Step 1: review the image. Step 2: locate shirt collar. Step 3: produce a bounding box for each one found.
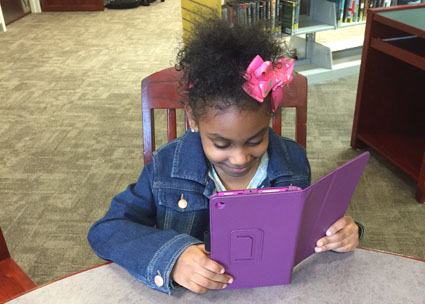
[208,151,269,192]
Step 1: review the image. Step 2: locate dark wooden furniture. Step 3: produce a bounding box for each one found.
[0,228,36,303]
[351,4,425,203]
[41,0,104,11]
[141,67,307,165]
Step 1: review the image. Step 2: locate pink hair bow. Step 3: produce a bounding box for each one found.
[242,55,295,112]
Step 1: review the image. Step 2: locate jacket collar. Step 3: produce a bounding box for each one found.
[266,129,294,180]
[171,128,294,185]
[171,130,209,185]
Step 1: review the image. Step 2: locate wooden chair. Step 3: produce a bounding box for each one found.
[142,67,307,164]
[0,228,36,302]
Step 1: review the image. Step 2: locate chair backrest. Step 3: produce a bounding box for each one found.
[0,228,11,261]
[0,227,37,302]
[142,67,307,164]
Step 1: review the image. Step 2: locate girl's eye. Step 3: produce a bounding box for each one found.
[213,143,230,149]
[247,140,262,146]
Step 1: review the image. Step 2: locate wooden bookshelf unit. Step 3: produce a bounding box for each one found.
[351,4,425,203]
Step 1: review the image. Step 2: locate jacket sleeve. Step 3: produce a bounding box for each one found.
[87,162,202,294]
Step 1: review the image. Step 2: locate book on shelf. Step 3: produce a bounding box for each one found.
[343,0,355,23]
[221,0,300,35]
[220,0,412,36]
[293,0,301,29]
[281,0,296,35]
[271,0,276,32]
[327,0,345,24]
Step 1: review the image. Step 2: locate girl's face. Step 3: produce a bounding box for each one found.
[193,106,271,190]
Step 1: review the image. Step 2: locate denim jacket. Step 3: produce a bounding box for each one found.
[88,128,311,294]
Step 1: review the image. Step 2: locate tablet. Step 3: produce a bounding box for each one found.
[209,152,370,289]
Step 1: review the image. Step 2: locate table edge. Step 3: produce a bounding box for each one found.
[6,248,424,302]
[357,247,425,262]
[5,261,112,303]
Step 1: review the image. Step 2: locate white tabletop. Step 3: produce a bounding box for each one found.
[7,248,425,304]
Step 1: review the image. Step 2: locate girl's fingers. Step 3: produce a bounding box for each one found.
[192,250,225,274]
[192,245,234,280]
[185,280,209,294]
[325,216,352,236]
[190,273,228,291]
[315,232,358,252]
[195,265,233,284]
[315,216,359,252]
[192,244,234,284]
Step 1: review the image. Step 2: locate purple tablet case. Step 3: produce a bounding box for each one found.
[209,152,370,290]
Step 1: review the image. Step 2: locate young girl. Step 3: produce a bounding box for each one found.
[88,19,362,295]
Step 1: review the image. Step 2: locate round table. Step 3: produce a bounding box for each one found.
[7,248,425,304]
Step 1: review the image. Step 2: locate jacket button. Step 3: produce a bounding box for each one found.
[178,198,188,209]
[154,275,164,287]
[178,194,188,209]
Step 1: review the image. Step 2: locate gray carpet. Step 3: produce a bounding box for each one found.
[0,1,424,286]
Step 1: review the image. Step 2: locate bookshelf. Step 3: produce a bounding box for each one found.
[180,0,367,84]
[351,4,425,203]
[287,0,366,84]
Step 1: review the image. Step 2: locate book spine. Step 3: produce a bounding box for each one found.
[266,0,271,32]
[246,2,251,24]
[293,0,300,29]
[259,1,264,21]
[266,0,271,20]
[275,0,280,33]
[243,3,248,25]
[259,0,266,30]
[271,0,276,32]
[344,0,355,23]
[358,0,365,21]
[354,0,359,22]
[255,1,260,23]
[222,6,228,22]
[249,2,255,24]
[228,5,234,26]
[281,0,295,35]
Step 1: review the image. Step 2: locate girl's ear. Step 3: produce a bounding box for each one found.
[184,105,199,132]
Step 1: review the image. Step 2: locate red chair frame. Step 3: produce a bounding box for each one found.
[0,228,37,302]
[142,67,307,164]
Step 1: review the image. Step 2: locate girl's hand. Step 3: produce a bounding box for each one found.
[171,244,233,294]
[314,216,359,253]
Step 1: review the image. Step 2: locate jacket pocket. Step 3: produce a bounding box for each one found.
[157,189,209,237]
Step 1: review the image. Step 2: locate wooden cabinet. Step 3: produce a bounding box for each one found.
[351,4,425,203]
[41,0,104,11]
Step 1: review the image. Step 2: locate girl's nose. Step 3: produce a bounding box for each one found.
[229,149,250,166]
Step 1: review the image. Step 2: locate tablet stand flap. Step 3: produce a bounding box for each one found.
[294,152,370,265]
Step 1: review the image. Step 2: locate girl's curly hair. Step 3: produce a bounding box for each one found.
[176,18,286,121]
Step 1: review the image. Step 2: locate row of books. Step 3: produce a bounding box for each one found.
[221,0,412,35]
[221,0,302,35]
[334,0,405,24]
